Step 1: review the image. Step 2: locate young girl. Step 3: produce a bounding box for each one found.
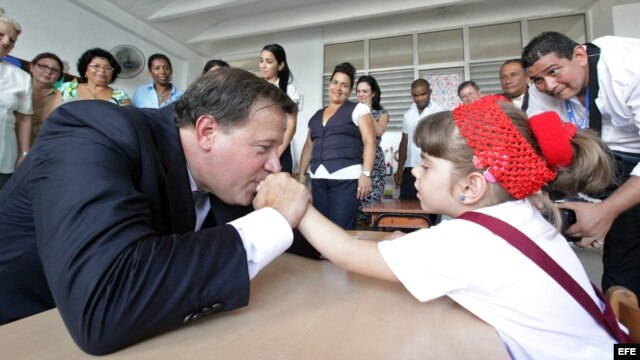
[293,96,624,358]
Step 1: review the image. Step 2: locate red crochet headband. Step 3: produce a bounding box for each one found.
[452,96,575,199]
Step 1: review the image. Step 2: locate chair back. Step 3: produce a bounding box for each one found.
[606,286,640,342]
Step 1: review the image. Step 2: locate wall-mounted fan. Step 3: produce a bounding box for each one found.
[110,45,145,79]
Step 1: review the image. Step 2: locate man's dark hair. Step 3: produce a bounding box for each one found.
[147,53,172,71]
[202,59,230,74]
[457,80,479,94]
[500,59,526,73]
[412,78,430,90]
[173,67,296,130]
[522,31,579,69]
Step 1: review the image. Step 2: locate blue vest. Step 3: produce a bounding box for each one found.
[309,101,362,173]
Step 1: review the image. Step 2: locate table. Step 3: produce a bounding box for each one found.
[0,253,508,359]
[362,199,433,230]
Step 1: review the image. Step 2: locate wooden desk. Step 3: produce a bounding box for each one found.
[362,199,433,230]
[0,254,508,359]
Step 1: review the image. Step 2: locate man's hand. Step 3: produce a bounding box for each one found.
[559,201,615,248]
[254,173,311,228]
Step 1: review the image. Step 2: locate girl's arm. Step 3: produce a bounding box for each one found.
[298,206,398,282]
[373,111,389,138]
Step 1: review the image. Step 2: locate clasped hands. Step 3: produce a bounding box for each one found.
[254,173,311,228]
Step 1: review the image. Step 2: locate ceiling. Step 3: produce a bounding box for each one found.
[71,0,640,58]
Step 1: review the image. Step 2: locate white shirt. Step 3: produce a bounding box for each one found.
[274,79,301,106]
[527,35,640,176]
[0,61,33,173]
[378,200,617,359]
[310,102,371,180]
[188,170,292,280]
[511,93,525,110]
[402,101,445,168]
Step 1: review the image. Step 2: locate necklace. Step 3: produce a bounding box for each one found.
[85,85,109,99]
[156,87,171,103]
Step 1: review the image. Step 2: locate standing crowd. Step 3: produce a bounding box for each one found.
[1,6,639,358]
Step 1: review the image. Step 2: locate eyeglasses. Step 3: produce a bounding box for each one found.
[35,63,61,75]
[88,64,114,72]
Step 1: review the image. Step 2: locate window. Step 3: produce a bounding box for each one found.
[227,57,259,75]
[370,35,413,69]
[322,13,586,128]
[528,14,586,43]
[469,22,522,61]
[324,41,364,73]
[418,29,463,64]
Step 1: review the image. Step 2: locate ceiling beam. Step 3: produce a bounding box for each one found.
[148,0,261,21]
[188,0,479,43]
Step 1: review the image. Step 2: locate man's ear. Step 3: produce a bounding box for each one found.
[572,45,589,67]
[193,115,218,151]
[459,172,488,205]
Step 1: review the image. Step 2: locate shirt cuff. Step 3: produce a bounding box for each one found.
[229,208,293,279]
[630,163,640,177]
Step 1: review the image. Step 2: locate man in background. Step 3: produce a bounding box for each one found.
[457,80,482,104]
[499,59,530,111]
[523,31,640,296]
[394,79,444,200]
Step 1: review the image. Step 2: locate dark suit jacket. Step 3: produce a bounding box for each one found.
[0,101,253,355]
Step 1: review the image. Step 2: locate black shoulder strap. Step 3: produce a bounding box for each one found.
[585,43,602,135]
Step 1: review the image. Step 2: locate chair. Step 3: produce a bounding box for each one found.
[606,285,640,342]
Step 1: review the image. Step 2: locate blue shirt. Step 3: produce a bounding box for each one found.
[132,82,182,109]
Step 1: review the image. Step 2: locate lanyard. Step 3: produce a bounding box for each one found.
[565,87,590,129]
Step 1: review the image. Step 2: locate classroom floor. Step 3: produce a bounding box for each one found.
[573,245,604,289]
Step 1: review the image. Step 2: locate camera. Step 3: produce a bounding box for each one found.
[555,197,594,242]
[559,208,579,242]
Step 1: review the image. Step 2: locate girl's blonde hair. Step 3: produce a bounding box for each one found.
[413,103,615,229]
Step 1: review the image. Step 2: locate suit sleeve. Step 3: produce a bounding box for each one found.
[28,103,250,355]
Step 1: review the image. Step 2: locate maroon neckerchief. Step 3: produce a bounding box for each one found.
[458,211,631,344]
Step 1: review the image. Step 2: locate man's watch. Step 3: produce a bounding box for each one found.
[362,170,371,177]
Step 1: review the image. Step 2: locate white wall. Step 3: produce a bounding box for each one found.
[612,2,640,37]
[3,0,201,96]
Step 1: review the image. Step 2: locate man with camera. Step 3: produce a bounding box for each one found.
[523,31,640,296]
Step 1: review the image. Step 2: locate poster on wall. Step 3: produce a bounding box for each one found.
[423,72,462,110]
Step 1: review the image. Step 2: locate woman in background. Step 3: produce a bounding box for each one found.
[355,75,389,223]
[29,52,63,144]
[58,48,131,106]
[0,10,31,189]
[132,53,182,108]
[298,62,376,230]
[259,44,299,173]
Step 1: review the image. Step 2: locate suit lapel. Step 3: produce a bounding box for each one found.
[149,106,198,233]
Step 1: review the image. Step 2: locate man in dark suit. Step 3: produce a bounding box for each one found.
[0,68,309,355]
[499,59,530,111]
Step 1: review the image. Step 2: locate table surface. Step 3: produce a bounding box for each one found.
[362,199,427,214]
[0,233,508,359]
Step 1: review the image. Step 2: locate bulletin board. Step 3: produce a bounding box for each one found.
[422,70,463,110]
